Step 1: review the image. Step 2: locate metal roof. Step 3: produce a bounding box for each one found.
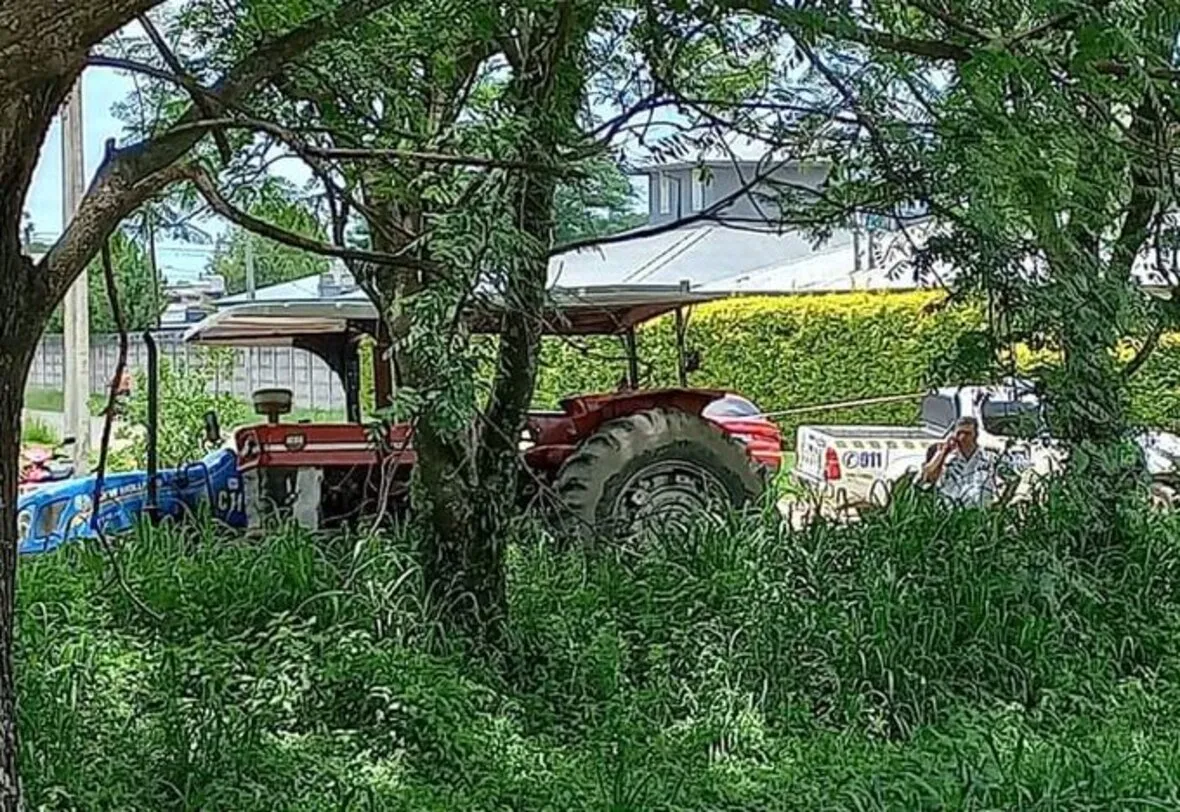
[187,283,725,346]
[215,224,866,310]
[202,219,1175,347]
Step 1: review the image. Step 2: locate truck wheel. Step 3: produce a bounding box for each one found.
[552,408,764,541]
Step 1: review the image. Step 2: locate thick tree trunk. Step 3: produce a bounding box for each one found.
[413,419,508,642]
[1050,260,1140,541]
[0,360,27,811]
[1041,99,1156,541]
[0,70,78,812]
[0,256,42,811]
[350,13,582,644]
[411,171,557,644]
[413,55,568,642]
[357,242,508,641]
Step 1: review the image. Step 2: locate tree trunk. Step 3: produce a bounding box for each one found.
[0,256,42,811]
[0,364,26,811]
[357,242,510,643]
[1050,260,1140,541]
[413,35,571,642]
[350,13,583,645]
[413,418,508,643]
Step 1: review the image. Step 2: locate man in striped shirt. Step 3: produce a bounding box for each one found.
[919,416,998,507]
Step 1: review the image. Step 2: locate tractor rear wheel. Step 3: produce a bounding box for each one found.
[552,408,764,542]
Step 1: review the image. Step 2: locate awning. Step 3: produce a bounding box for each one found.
[186,284,724,346]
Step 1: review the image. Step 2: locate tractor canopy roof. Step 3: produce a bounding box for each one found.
[184,281,724,347]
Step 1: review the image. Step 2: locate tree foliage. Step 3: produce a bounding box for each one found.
[0,3,412,804]
[553,157,646,245]
[636,0,1180,532]
[208,179,330,295]
[45,231,162,334]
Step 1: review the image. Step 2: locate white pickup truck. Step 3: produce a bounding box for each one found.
[795,383,1180,508]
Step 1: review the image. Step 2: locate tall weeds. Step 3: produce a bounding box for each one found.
[16,494,1180,810]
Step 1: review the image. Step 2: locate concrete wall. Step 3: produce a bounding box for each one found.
[27,332,346,413]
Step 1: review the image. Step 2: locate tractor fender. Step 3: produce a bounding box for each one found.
[559,388,727,435]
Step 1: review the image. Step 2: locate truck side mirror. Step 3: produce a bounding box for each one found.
[685,348,702,374]
[203,411,222,446]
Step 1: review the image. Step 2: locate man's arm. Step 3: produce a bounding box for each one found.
[920,441,953,484]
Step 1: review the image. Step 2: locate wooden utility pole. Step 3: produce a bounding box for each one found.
[61,78,90,473]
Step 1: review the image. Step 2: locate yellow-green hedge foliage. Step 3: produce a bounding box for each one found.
[536,292,979,445]
[535,291,1180,445]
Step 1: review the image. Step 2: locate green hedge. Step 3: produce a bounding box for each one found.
[535,291,1180,446]
[1129,336,1180,431]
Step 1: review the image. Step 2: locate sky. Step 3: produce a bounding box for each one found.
[24,67,222,284]
[22,58,664,287]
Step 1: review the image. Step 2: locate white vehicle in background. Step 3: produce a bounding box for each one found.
[795,382,1180,509]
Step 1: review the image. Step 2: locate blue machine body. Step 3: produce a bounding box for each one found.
[16,449,247,555]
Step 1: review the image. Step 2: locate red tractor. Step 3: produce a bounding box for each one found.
[183,282,783,537]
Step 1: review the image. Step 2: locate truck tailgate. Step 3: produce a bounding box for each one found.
[796,425,937,488]
[796,426,830,482]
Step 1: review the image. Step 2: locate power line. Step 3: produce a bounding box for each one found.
[28,231,222,254]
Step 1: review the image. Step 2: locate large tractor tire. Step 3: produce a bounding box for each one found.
[552,408,765,541]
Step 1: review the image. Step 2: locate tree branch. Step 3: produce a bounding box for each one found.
[136,12,233,163]
[0,0,165,85]
[185,165,435,273]
[907,0,989,41]
[738,1,972,62]
[40,0,402,303]
[738,0,1153,78]
[1111,97,1162,279]
[1122,320,1164,380]
[551,160,808,256]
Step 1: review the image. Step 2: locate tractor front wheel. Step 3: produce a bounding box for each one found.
[552,408,764,542]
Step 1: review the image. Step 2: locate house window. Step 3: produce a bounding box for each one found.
[659,172,672,214]
[691,169,707,211]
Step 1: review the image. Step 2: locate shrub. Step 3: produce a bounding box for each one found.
[20,418,59,446]
[123,350,252,468]
[535,292,1180,445]
[17,494,1180,809]
[536,292,981,444]
[1127,337,1180,429]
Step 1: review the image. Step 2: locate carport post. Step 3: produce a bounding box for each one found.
[144,331,160,524]
[624,327,640,389]
[674,279,692,387]
[674,307,688,387]
[373,320,394,412]
[342,343,362,424]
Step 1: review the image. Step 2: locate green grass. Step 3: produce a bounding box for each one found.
[20,418,59,446]
[22,388,107,416]
[16,492,1180,809]
[772,450,799,497]
[22,388,64,413]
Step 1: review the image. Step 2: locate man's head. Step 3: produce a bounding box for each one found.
[951,416,979,455]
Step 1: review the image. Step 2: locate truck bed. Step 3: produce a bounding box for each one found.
[800,425,938,441]
[795,423,942,498]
